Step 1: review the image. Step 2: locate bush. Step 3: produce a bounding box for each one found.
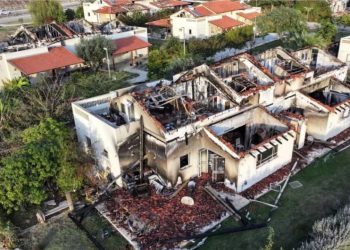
[336,14,350,26]
[225,25,254,47]
[298,203,350,250]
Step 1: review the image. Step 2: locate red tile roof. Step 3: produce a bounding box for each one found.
[185,0,248,17]
[237,11,261,20]
[95,2,148,14]
[95,6,123,14]
[145,18,171,28]
[209,16,244,30]
[193,5,215,16]
[8,47,84,75]
[103,0,130,6]
[151,0,190,9]
[203,0,248,14]
[112,36,152,55]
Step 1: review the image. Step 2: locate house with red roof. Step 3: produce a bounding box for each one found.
[83,0,149,24]
[0,46,84,86]
[111,35,152,66]
[169,0,261,39]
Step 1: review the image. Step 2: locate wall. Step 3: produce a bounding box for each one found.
[338,36,350,66]
[236,130,295,192]
[112,47,149,64]
[0,47,49,87]
[83,0,108,23]
[72,98,140,186]
[60,27,149,55]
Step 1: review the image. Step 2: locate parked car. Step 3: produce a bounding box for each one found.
[0,9,11,16]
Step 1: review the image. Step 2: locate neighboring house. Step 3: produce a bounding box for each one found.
[83,0,149,24]
[169,0,261,39]
[338,35,350,66]
[0,26,151,87]
[59,26,151,67]
[111,35,151,66]
[0,46,83,87]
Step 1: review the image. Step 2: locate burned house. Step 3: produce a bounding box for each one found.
[291,47,348,84]
[256,47,311,96]
[269,77,350,142]
[72,65,296,192]
[210,54,276,106]
[1,21,95,53]
[256,47,348,97]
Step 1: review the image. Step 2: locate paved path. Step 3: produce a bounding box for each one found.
[125,67,148,84]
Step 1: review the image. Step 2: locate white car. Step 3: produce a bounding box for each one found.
[0,9,11,16]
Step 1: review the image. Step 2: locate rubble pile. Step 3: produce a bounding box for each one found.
[105,174,226,249]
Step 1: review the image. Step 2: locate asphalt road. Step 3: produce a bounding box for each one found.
[0,1,80,25]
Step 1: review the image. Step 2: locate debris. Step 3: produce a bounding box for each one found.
[204,185,241,220]
[289,181,303,189]
[181,196,194,206]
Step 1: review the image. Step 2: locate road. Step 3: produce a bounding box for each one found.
[0,1,81,25]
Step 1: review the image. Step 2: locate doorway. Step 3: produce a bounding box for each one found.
[199,149,225,182]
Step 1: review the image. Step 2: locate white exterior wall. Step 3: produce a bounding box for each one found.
[323,104,350,140]
[236,131,295,192]
[59,27,149,54]
[338,36,350,66]
[170,7,260,39]
[72,93,140,186]
[83,0,109,23]
[0,47,49,87]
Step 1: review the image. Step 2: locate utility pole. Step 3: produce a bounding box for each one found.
[103,47,111,78]
[181,27,186,56]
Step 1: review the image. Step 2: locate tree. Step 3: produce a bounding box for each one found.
[0,78,29,140]
[225,25,254,47]
[0,119,81,213]
[256,7,307,48]
[65,8,76,21]
[294,0,332,23]
[76,36,115,72]
[66,71,131,98]
[147,49,169,80]
[317,21,337,44]
[28,0,66,26]
[75,5,84,19]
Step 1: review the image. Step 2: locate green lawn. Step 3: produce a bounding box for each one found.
[20,213,95,250]
[81,210,129,250]
[201,148,350,250]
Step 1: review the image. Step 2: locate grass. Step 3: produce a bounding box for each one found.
[81,210,129,250]
[20,213,95,250]
[201,148,350,250]
[20,210,129,250]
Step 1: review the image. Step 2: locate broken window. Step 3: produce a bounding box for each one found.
[121,103,126,114]
[180,154,189,169]
[86,136,92,150]
[127,101,135,121]
[102,149,109,158]
[257,144,278,167]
